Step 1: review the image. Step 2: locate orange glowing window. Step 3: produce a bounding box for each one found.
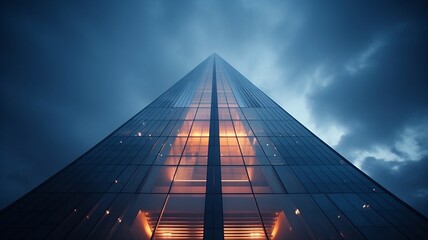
[195,108,211,120]
[171,121,193,137]
[219,121,236,137]
[130,195,167,240]
[233,121,254,136]
[133,210,153,239]
[220,138,241,156]
[221,166,251,193]
[153,194,205,239]
[189,121,210,137]
[222,194,266,239]
[218,108,232,120]
[221,156,244,165]
[171,166,207,193]
[179,156,208,165]
[182,137,209,156]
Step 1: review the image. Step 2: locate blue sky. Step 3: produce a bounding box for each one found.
[1,0,428,216]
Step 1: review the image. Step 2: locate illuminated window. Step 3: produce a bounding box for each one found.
[154,195,205,239]
[171,166,207,193]
[189,121,210,137]
[183,137,209,156]
[221,156,244,165]
[219,121,236,137]
[221,166,251,193]
[220,138,241,156]
[195,108,211,120]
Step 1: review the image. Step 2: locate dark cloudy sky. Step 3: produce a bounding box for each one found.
[1,1,428,216]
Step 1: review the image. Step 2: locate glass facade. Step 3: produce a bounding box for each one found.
[1,54,427,239]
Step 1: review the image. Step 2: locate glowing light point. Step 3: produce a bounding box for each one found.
[117,217,122,223]
[295,209,301,215]
[114,179,118,183]
[105,210,110,215]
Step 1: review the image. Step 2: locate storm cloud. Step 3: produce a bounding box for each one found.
[1,0,427,216]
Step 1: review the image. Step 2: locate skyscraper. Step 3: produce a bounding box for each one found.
[1,54,427,239]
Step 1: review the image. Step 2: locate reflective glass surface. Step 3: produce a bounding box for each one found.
[1,54,427,239]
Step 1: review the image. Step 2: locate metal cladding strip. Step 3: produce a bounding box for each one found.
[203,55,224,239]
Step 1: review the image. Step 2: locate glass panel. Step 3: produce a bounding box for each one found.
[248,121,268,136]
[247,166,286,193]
[171,166,207,193]
[221,156,244,165]
[255,194,341,240]
[86,194,134,239]
[229,108,245,120]
[174,121,193,137]
[233,120,254,136]
[153,156,181,165]
[274,166,306,193]
[258,137,280,157]
[179,156,207,165]
[242,108,260,120]
[109,194,167,240]
[189,121,210,137]
[243,156,270,165]
[180,108,197,120]
[220,137,241,156]
[123,166,150,192]
[238,137,263,156]
[223,194,265,239]
[195,108,211,120]
[219,121,236,137]
[182,137,209,156]
[221,167,251,193]
[159,137,187,156]
[140,166,176,193]
[65,194,116,239]
[312,194,365,239]
[218,108,231,120]
[153,194,205,239]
